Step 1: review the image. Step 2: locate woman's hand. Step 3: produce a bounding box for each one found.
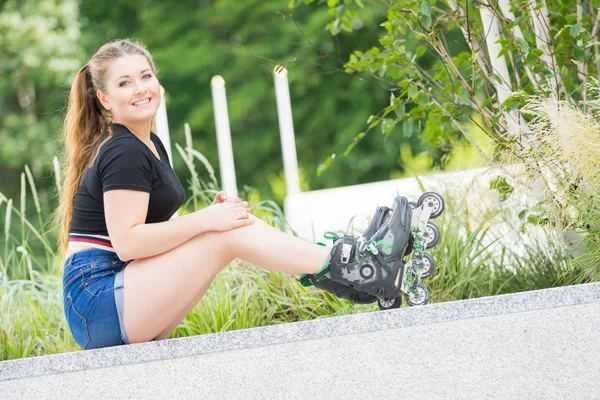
[202,199,254,232]
[212,190,245,205]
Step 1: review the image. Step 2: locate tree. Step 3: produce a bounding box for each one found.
[0,0,82,193]
[295,0,599,174]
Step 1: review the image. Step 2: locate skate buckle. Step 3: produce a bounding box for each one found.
[365,242,379,255]
[341,243,352,264]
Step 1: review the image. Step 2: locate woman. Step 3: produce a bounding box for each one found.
[58,39,412,350]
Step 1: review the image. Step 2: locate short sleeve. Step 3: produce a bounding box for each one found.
[97,137,153,193]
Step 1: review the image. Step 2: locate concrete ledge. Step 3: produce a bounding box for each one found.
[1,283,599,399]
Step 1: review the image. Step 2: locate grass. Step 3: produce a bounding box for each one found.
[0,121,598,362]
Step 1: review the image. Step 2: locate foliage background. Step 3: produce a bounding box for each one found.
[0,0,482,224]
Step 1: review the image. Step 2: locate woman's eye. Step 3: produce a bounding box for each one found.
[119,81,129,87]
[143,73,153,79]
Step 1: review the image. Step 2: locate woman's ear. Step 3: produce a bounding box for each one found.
[96,90,111,111]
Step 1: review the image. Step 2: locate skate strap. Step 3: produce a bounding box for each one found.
[323,231,339,241]
[315,235,355,278]
[299,273,314,287]
[372,252,389,271]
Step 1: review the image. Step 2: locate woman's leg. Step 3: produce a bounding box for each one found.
[123,216,331,343]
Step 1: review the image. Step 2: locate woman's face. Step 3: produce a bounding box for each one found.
[96,54,161,126]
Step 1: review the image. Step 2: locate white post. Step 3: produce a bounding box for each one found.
[497,0,539,85]
[210,75,238,198]
[154,85,173,168]
[273,65,301,196]
[479,3,520,138]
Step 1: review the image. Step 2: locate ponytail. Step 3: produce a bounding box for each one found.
[55,64,112,260]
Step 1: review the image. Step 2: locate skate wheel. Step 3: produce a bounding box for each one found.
[420,253,435,278]
[406,284,430,306]
[378,296,402,310]
[359,263,375,279]
[424,222,440,249]
[417,192,445,219]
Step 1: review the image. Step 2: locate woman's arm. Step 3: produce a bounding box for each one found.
[104,189,250,260]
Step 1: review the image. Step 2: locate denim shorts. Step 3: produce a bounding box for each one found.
[62,249,156,349]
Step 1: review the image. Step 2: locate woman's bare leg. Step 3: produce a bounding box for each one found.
[123,216,331,343]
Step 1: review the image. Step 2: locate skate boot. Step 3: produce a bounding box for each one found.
[298,203,408,305]
[302,196,414,306]
[299,273,378,304]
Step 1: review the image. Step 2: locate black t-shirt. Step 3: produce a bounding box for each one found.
[69,123,185,236]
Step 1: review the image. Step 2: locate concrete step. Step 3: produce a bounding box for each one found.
[1,283,599,399]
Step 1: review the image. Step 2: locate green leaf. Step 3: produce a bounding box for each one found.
[344,132,366,155]
[525,52,539,68]
[327,0,337,6]
[570,24,580,38]
[420,0,432,17]
[381,118,397,137]
[503,95,520,111]
[422,15,432,30]
[317,154,336,176]
[355,0,364,8]
[378,64,388,77]
[572,46,586,62]
[408,85,419,99]
[379,36,393,46]
[403,118,414,138]
[489,176,514,202]
[342,19,353,32]
[394,103,406,118]
[368,118,381,130]
[415,45,427,57]
[416,92,429,105]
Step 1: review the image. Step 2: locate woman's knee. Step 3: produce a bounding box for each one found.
[188,229,236,267]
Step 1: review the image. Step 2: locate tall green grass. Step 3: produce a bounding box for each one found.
[0,122,597,362]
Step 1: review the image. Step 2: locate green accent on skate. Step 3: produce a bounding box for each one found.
[376,239,392,252]
[315,263,329,276]
[316,242,326,247]
[323,232,338,240]
[365,240,392,254]
[299,274,314,287]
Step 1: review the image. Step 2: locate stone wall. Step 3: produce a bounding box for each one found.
[1,283,598,399]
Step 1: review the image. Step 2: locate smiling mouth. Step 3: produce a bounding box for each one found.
[132,98,151,106]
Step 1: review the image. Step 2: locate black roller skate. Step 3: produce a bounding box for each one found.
[299,192,445,310]
[300,196,414,309]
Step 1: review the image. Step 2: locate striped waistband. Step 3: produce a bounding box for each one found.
[68,233,115,252]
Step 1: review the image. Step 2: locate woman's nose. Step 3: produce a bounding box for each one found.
[133,81,147,94]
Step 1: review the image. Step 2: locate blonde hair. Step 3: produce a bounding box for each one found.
[55,39,158,260]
